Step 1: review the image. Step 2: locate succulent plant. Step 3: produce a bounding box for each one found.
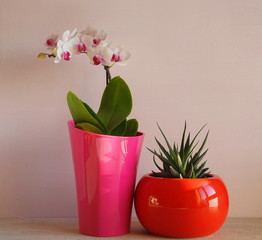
[148,123,211,178]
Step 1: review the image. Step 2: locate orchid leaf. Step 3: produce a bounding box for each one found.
[67,91,104,132]
[76,122,103,134]
[97,76,132,132]
[111,119,127,136]
[81,100,107,133]
[125,119,138,136]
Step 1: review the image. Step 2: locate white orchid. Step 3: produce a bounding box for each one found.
[55,29,80,63]
[77,34,93,53]
[88,45,113,66]
[38,25,132,92]
[81,25,98,38]
[38,25,130,72]
[92,30,108,47]
[81,26,108,46]
[111,46,131,66]
[45,34,59,50]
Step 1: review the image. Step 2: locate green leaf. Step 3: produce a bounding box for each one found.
[67,91,104,132]
[179,121,187,161]
[147,148,178,171]
[184,132,191,153]
[156,123,177,160]
[188,124,208,150]
[153,155,171,176]
[198,168,209,178]
[125,119,138,136]
[192,169,197,178]
[76,122,103,134]
[81,101,107,133]
[151,171,170,178]
[195,160,207,176]
[185,141,199,160]
[185,164,193,178]
[111,119,127,136]
[97,76,132,132]
[155,137,177,165]
[191,149,208,167]
[169,166,180,178]
[192,130,210,161]
[177,154,185,177]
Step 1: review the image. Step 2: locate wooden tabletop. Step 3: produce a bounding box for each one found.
[0,218,261,239]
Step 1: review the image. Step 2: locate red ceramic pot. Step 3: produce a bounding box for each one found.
[134,173,229,238]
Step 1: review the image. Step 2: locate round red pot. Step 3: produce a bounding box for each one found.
[134,173,229,238]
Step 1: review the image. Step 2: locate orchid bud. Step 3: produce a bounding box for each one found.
[37,53,47,60]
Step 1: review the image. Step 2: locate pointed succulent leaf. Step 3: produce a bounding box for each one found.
[189,124,208,149]
[177,154,185,176]
[179,122,187,160]
[163,162,170,173]
[125,118,138,136]
[192,130,210,160]
[173,141,179,155]
[198,168,209,178]
[185,141,199,160]
[185,164,194,178]
[152,171,170,178]
[155,137,177,164]
[195,160,207,175]
[184,132,191,152]
[153,156,172,177]
[192,149,208,167]
[170,166,180,178]
[160,152,180,172]
[147,148,178,171]
[149,123,210,179]
[157,123,177,159]
[192,168,197,178]
[97,76,132,132]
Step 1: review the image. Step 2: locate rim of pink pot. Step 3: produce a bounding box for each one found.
[143,173,220,180]
[68,120,144,138]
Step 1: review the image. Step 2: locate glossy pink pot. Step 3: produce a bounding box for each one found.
[68,120,144,237]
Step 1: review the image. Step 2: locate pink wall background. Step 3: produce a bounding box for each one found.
[0,0,262,218]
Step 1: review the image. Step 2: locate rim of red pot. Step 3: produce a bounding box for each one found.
[143,173,220,180]
[68,120,144,138]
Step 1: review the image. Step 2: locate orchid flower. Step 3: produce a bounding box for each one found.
[80,25,98,38]
[111,47,131,65]
[77,34,93,53]
[92,30,108,47]
[88,45,113,66]
[38,25,131,84]
[55,29,80,63]
[45,34,59,50]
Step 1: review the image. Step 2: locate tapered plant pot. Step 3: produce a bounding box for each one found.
[135,173,229,238]
[68,120,144,237]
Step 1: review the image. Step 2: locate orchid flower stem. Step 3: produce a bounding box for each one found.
[48,54,56,58]
[104,66,112,85]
